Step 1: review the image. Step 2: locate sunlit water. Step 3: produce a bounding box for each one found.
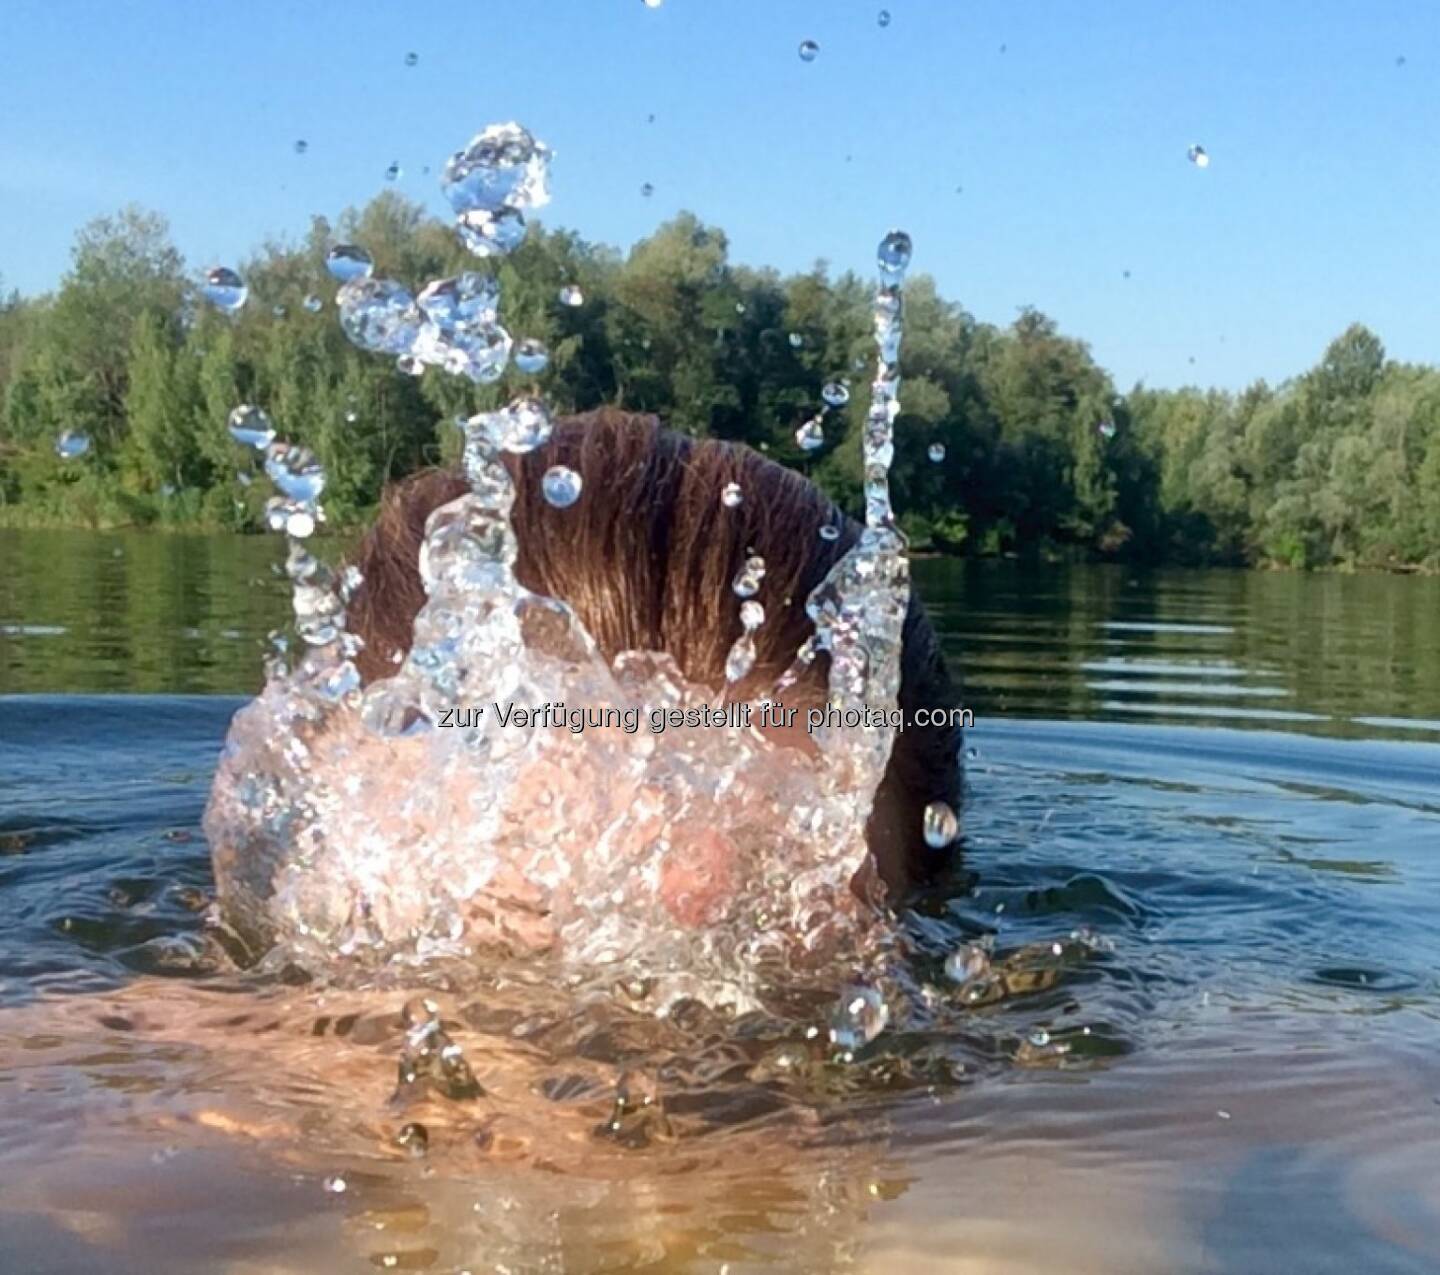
[3,534,1440,1272]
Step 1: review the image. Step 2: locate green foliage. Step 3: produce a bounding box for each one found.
[0,204,1437,570]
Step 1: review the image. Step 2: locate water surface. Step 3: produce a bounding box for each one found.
[2,530,1439,1273]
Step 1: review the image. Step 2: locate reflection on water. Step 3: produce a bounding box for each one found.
[4,532,1440,741]
[2,533,1440,1271]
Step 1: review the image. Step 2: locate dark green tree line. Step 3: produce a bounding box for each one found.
[2,198,1438,570]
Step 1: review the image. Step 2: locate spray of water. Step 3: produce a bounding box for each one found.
[205,125,918,1034]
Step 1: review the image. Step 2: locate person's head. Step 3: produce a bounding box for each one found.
[346,407,963,900]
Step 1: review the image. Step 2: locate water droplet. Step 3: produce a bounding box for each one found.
[303,293,323,313]
[338,278,423,354]
[384,160,402,182]
[1098,419,1117,440]
[732,555,766,599]
[922,800,958,849]
[795,416,825,452]
[720,482,743,509]
[265,442,327,503]
[293,138,309,156]
[739,600,764,631]
[395,1121,429,1157]
[55,430,90,460]
[271,303,287,318]
[735,302,746,314]
[799,39,820,62]
[325,244,374,284]
[344,409,358,424]
[472,397,553,453]
[927,442,946,463]
[642,0,663,7]
[877,230,912,282]
[397,353,424,376]
[1028,1027,1051,1048]
[821,381,850,408]
[1187,143,1210,168]
[456,206,527,257]
[788,332,803,349]
[323,1174,348,1194]
[541,465,582,508]
[725,632,756,683]
[227,404,276,449]
[818,524,840,542]
[429,322,513,383]
[442,122,552,216]
[558,284,584,306]
[828,985,887,1050]
[404,51,419,67]
[416,272,500,330]
[515,338,549,374]
[641,182,655,198]
[202,267,248,312]
[878,8,892,26]
[1217,1109,1232,1120]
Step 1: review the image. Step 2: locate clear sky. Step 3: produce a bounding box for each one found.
[1,0,1437,390]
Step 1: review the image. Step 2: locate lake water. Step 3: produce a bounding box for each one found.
[2,528,1439,1273]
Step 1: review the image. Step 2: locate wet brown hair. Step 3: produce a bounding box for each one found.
[347,407,963,900]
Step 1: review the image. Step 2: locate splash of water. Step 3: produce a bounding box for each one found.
[206,124,922,1024]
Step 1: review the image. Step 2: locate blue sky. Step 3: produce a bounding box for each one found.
[1,0,1436,390]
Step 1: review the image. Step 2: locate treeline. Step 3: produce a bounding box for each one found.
[2,194,1438,569]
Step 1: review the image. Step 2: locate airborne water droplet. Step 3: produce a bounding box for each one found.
[227,405,276,450]
[818,524,840,542]
[1098,419,1117,440]
[927,442,946,463]
[442,122,552,216]
[323,1175,348,1194]
[795,416,825,452]
[55,430,91,460]
[202,267,248,312]
[303,294,323,313]
[732,555,766,599]
[788,332,803,349]
[541,465,582,508]
[878,9,892,26]
[799,39,820,62]
[877,230,913,281]
[641,182,655,198]
[922,800,959,849]
[720,482,743,509]
[384,160,402,182]
[404,51,419,67]
[265,443,327,504]
[558,284,584,307]
[821,381,850,408]
[472,397,553,453]
[456,207,527,257]
[337,278,423,355]
[417,272,500,330]
[293,139,308,155]
[325,244,374,284]
[739,599,764,631]
[1187,143,1210,168]
[515,338,550,374]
